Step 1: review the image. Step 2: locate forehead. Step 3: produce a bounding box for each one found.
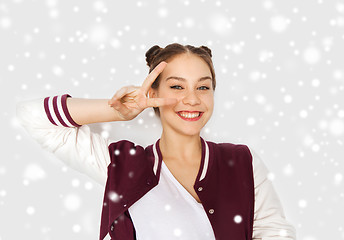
[160,54,211,79]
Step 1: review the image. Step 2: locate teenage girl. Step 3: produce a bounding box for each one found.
[17,43,296,239]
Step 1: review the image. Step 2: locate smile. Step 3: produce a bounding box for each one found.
[177,111,203,121]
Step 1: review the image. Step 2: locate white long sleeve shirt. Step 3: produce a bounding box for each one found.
[16,94,296,239]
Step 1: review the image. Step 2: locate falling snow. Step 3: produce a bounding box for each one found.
[63,194,82,211]
[173,228,182,237]
[234,215,243,224]
[129,148,136,155]
[108,191,120,203]
[23,163,46,182]
[270,15,290,33]
[26,206,36,215]
[3,0,343,239]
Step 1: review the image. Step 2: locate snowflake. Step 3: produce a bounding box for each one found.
[234,215,242,224]
[63,194,82,211]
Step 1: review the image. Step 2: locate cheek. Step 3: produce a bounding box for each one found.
[202,94,214,107]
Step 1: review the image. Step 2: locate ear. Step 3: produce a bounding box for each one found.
[148,88,158,98]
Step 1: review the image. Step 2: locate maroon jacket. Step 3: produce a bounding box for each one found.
[99,137,254,240]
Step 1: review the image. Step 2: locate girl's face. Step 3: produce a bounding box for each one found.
[150,53,214,137]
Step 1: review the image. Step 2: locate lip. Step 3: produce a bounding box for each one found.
[176,111,204,121]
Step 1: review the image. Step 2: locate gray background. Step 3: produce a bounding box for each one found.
[1,0,344,239]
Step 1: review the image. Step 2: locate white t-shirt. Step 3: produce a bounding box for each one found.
[129,160,216,240]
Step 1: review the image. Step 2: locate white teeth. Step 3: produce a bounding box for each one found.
[179,112,200,119]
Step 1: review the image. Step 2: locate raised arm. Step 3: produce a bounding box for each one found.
[16,61,176,186]
[16,94,114,185]
[65,98,124,125]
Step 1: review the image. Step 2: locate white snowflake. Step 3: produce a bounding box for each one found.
[63,194,82,211]
[233,215,242,224]
[23,164,46,182]
[270,15,290,33]
[303,46,322,64]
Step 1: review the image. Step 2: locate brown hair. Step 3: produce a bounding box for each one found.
[145,43,216,116]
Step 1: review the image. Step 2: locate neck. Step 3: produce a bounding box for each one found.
[159,131,202,165]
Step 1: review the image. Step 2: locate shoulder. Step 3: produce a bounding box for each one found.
[108,139,150,152]
[206,140,253,170]
[107,140,154,162]
[108,139,137,150]
[207,140,252,157]
[109,139,153,149]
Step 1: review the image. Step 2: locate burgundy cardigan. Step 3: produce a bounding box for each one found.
[99,137,254,240]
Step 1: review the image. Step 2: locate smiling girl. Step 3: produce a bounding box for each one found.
[16,43,296,239]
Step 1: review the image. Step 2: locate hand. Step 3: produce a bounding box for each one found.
[108,61,177,121]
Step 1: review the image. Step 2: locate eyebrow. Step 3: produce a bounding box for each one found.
[165,76,212,82]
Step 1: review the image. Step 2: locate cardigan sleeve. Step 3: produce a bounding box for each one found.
[249,148,297,240]
[16,94,112,186]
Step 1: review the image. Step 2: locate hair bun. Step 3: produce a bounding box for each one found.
[200,45,212,57]
[145,45,162,67]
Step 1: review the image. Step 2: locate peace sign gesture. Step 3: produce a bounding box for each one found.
[108,61,177,121]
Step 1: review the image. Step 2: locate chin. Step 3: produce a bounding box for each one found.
[178,128,202,137]
[172,121,207,137]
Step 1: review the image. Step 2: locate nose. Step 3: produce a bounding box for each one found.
[182,90,201,106]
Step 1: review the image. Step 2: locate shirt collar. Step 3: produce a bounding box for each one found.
[152,137,210,182]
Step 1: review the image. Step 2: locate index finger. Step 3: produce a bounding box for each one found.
[141,61,167,93]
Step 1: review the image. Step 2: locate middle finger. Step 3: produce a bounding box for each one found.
[141,61,167,93]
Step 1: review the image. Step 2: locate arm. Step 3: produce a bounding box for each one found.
[66,97,124,125]
[16,94,114,185]
[250,148,297,240]
[16,61,175,186]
